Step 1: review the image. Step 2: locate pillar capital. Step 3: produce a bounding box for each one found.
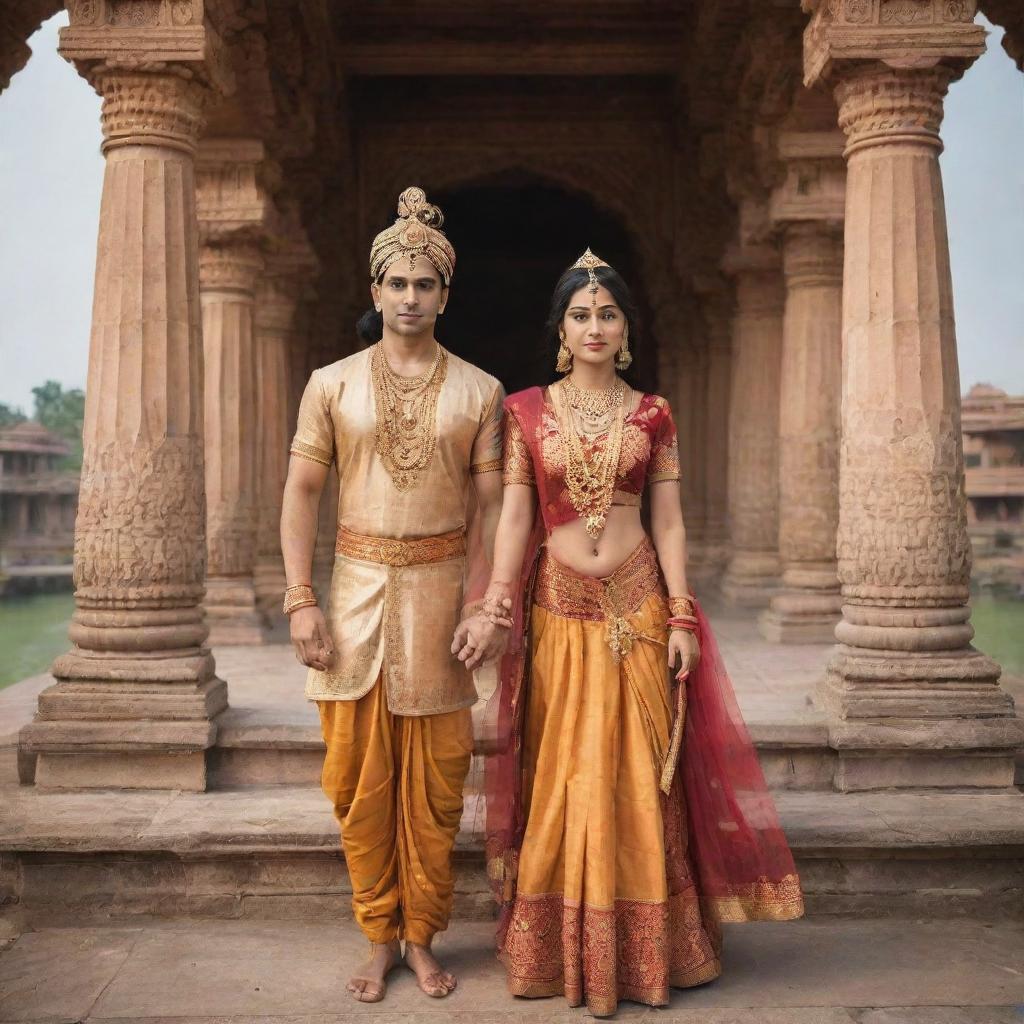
[196,139,274,243]
[59,1,234,155]
[802,0,985,87]
[780,221,845,289]
[770,129,846,227]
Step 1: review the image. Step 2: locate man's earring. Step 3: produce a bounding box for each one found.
[375,305,381,312]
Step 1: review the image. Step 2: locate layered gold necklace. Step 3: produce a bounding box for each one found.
[370,341,448,491]
[551,376,627,538]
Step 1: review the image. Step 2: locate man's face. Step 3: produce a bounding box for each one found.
[372,258,448,339]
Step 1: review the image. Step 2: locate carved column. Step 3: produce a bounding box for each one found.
[253,267,300,632]
[308,298,342,604]
[23,1,232,790]
[720,211,784,607]
[696,282,734,583]
[682,342,712,586]
[761,125,846,643]
[804,0,1022,788]
[197,141,269,645]
[252,239,315,634]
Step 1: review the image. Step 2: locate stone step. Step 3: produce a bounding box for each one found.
[2,783,1021,925]
[209,705,837,790]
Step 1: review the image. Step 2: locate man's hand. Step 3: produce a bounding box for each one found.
[290,605,335,672]
[452,613,510,672]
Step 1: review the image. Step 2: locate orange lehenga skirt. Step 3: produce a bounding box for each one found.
[501,538,722,1017]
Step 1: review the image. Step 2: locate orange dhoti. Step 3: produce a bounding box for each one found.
[502,542,722,1016]
[318,678,473,946]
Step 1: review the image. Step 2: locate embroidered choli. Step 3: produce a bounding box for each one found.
[503,386,681,533]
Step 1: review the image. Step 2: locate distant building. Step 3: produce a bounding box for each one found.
[0,421,78,596]
[962,384,1024,593]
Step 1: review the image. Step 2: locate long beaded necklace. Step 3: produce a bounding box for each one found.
[551,376,627,539]
[370,341,448,491]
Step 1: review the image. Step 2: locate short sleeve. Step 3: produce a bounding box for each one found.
[648,399,681,484]
[502,406,536,487]
[470,381,505,475]
[290,370,335,468]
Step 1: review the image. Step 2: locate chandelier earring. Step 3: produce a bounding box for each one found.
[556,328,573,374]
[615,321,633,370]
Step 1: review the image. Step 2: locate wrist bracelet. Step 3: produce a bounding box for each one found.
[668,595,697,618]
[284,584,317,616]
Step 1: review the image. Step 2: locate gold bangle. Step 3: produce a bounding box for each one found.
[669,595,696,618]
[283,585,317,616]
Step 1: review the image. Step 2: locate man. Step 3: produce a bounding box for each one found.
[280,186,506,1002]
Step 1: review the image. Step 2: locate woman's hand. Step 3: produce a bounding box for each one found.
[668,628,700,683]
[452,612,511,671]
[290,605,335,672]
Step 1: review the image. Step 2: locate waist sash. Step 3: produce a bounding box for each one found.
[336,526,466,566]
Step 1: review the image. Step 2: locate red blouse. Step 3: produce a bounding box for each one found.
[503,386,681,533]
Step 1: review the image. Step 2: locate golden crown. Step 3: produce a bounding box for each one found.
[369,186,456,284]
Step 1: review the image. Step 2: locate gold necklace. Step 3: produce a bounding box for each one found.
[551,378,627,538]
[371,342,448,491]
[561,375,624,416]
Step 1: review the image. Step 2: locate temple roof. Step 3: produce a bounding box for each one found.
[0,421,71,456]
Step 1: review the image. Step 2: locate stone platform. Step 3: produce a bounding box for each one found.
[2,918,1023,1023]
[2,610,1023,926]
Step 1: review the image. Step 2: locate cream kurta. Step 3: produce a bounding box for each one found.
[290,345,503,714]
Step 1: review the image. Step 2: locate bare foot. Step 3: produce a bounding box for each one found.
[404,940,457,998]
[346,939,400,1003]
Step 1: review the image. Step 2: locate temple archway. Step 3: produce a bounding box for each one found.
[430,175,656,396]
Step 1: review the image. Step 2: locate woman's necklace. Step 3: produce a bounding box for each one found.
[371,341,448,491]
[551,376,627,539]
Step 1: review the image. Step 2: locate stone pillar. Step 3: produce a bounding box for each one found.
[197,141,270,646]
[761,125,846,643]
[696,282,733,583]
[682,343,712,586]
[251,238,315,630]
[23,2,232,790]
[720,216,784,607]
[306,304,336,605]
[253,272,299,632]
[804,0,1022,788]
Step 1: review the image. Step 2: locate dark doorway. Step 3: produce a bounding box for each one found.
[430,176,656,396]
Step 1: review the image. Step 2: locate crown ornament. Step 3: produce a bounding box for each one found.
[570,247,612,293]
[369,186,456,284]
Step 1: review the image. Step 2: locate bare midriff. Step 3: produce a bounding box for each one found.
[546,505,647,578]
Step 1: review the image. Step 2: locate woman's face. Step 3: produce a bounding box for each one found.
[560,283,627,370]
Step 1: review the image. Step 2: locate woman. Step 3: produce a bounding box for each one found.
[457,249,804,1017]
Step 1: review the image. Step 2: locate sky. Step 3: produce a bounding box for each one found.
[0,13,1021,414]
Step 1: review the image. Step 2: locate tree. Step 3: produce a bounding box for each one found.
[0,404,26,430]
[32,381,85,470]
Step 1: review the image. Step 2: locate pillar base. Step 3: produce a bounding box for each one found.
[720,552,780,608]
[760,589,842,644]
[819,645,1024,790]
[205,576,265,646]
[22,714,221,791]
[22,650,227,790]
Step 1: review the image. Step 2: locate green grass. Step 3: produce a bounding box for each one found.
[970,595,1024,675]
[0,592,74,690]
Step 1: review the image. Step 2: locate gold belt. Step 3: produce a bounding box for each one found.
[534,537,663,623]
[335,526,466,566]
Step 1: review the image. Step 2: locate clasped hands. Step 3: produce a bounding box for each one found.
[451,583,514,672]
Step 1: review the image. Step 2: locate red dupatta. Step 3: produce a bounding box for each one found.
[483,391,803,947]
